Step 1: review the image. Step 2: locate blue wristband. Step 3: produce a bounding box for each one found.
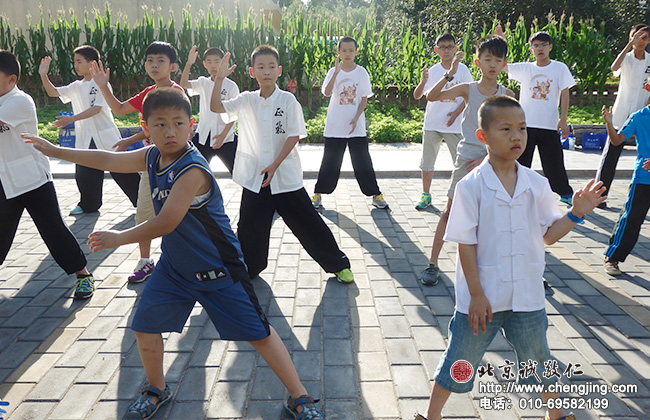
[567,210,585,224]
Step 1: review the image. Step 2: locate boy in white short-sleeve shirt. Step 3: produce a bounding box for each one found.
[311,36,387,209]
[0,49,95,300]
[39,45,139,215]
[507,30,575,204]
[413,33,472,209]
[211,45,353,286]
[180,46,239,173]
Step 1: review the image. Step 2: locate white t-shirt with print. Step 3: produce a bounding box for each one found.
[508,61,575,130]
[612,51,650,129]
[221,86,307,194]
[444,160,563,314]
[423,62,473,133]
[56,79,121,150]
[0,87,51,199]
[322,65,373,138]
[188,76,239,146]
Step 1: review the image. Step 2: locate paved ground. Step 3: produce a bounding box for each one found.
[1,145,650,420]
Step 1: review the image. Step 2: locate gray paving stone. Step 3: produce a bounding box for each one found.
[27,367,82,400]
[5,402,56,420]
[323,366,357,399]
[385,338,421,365]
[48,384,105,420]
[323,338,354,366]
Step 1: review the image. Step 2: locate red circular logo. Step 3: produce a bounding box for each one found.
[450,360,474,383]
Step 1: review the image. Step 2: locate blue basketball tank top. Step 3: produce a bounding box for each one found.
[146,143,248,285]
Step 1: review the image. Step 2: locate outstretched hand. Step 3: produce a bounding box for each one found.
[89,60,110,87]
[217,52,237,79]
[186,45,199,66]
[449,50,464,76]
[601,105,613,125]
[21,132,61,158]
[87,230,122,252]
[571,179,607,218]
[38,56,52,76]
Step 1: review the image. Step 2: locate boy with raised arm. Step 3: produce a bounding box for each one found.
[210,45,354,284]
[414,95,605,420]
[180,45,239,172]
[24,88,324,420]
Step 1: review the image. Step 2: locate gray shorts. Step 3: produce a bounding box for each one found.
[135,171,155,225]
[447,156,486,199]
[420,130,462,171]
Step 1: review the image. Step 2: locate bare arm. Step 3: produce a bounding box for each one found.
[112,130,148,151]
[348,96,368,134]
[413,67,429,100]
[601,105,627,146]
[611,29,646,71]
[426,51,468,102]
[323,58,341,97]
[210,52,236,114]
[38,57,60,98]
[180,45,198,90]
[22,133,147,173]
[212,121,236,149]
[458,243,493,335]
[52,106,102,128]
[89,60,136,115]
[558,88,570,138]
[87,168,211,251]
[260,135,300,188]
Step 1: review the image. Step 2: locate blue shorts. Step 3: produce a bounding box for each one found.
[131,259,270,341]
[434,309,556,393]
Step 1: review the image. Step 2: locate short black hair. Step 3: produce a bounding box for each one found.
[478,95,523,130]
[251,44,279,66]
[529,31,552,45]
[73,45,100,62]
[145,41,178,64]
[0,50,20,78]
[476,35,508,59]
[204,47,224,60]
[630,24,650,38]
[142,87,191,122]
[435,33,455,45]
[337,36,357,50]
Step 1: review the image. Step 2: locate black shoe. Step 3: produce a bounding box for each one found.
[596,201,607,209]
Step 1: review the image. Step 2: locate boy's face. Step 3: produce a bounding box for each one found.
[0,70,17,97]
[631,29,650,50]
[248,54,281,88]
[142,107,194,156]
[337,41,358,64]
[434,40,457,61]
[203,55,223,76]
[474,51,507,80]
[73,54,93,77]
[144,54,177,81]
[477,106,527,162]
[529,40,552,62]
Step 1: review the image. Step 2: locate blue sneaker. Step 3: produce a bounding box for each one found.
[560,194,573,206]
[69,205,84,215]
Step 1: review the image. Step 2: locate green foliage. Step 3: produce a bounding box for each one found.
[567,105,603,125]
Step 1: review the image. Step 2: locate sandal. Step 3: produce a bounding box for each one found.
[283,394,323,420]
[125,384,172,419]
[545,414,575,420]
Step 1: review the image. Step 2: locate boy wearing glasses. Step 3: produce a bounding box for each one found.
[506,30,575,205]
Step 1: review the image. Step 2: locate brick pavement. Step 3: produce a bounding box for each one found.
[1,176,649,420]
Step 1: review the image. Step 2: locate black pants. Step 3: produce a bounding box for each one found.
[605,183,650,262]
[314,136,381,196]
[192,132,238,174]
[518,127,573,196]
[0,181,87,274]
[76,140,140,212]
[237,186,350,278]
[595,138,625,198]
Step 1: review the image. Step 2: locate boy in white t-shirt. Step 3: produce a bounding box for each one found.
[414,95,605,420]
[311,36,387,209]
[210,45,354,286]
[413,33,472,209]
[596,24,650,208]
[180,46,239,173]
[0,50,95,300]
[506,30,575,205]
[39,45,140,215]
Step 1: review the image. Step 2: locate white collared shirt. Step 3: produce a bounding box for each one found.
[444,160,563,314]
[221,86,307,194]
[188,76,239,146]
[56,79,121,150]
[0,87,51,199]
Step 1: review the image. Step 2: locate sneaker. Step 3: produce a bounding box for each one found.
[128,260,155,283]
[415,192,432,209]
[311,193,322,208]
[603,258,622,276]
[74,273,95,299]
[545,413,575,420]
[336,268,354,283]
[283,394,323,420]
[69,205,84,215]
[596,201,607,209]
[372,193,388,209]
[125,384,172,419]
[543,279,555,296]
[419,263,440,286]
[414,414,430,420]
[560,194,573,206]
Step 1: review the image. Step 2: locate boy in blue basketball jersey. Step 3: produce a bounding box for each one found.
[23,88,323,420]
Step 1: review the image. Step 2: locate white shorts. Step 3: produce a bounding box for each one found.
[420,130,462,171]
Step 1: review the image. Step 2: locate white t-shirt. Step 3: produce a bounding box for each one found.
[0,87,51,199]
[221,86,307,194]
[56,79,121,150]
[322,65,373,138]
[508,61,575,130]
[188,76,239,146]
[423,62,473,133]
[444,160,563,314]
[612,51,650,129]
